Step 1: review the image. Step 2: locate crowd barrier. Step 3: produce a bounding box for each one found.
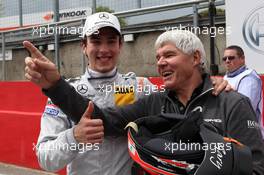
[0,76,263,174]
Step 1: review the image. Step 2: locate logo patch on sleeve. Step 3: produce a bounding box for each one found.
[114,86,135,106]
[44,105,60,116]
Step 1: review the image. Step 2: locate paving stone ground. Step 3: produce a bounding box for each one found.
[0,162,57,175]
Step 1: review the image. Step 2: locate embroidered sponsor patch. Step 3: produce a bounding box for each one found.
[77,84,88,94]
[44,105,59,116]
[204,119,222,123]
[114,86,135,106]
[247,120,259,129]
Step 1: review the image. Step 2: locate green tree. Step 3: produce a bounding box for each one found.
[199,8,225,18]
[96,6,127,27]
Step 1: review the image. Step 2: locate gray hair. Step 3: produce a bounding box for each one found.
[155,30,208,73]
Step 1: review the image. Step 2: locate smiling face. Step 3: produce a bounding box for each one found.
[223,49,245,73]
[82,27,122,73]
[156,42,201,90]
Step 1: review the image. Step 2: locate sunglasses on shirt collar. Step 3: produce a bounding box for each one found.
[222,56,236,62]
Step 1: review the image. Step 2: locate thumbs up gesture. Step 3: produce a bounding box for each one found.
[23,41,60,89]
[73,102,104,144]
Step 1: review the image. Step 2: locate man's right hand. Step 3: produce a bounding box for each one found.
[24,41,60,89]
[73,101,104,144]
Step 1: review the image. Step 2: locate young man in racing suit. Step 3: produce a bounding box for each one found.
[25,12,155,175]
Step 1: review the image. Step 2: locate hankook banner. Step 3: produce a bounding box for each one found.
[0,7,92,31]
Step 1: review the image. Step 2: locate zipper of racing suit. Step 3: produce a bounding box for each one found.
[157,88,213,135]
[184,88,214,115]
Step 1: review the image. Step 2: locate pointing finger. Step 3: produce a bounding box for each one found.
[23,41,46,61]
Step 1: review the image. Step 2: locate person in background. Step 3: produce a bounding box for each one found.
[223,45,264,139]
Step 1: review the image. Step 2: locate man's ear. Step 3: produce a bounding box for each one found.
[240,55,245,64]
[119,38,123,49]
[193,50,201,66]
[81,43,86,55]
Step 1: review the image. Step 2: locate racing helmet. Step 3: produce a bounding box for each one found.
[126,111,252,175]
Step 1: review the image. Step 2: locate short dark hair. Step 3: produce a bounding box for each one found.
[225,45,244,57]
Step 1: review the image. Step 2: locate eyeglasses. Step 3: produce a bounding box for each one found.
[222,56,236,62]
